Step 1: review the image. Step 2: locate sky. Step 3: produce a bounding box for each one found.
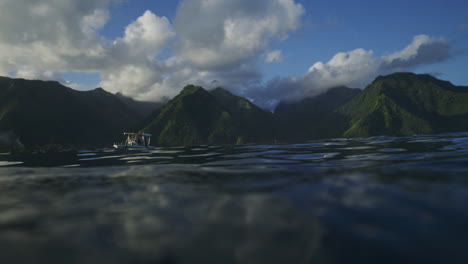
[0,0,467,108]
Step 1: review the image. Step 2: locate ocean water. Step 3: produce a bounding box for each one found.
[1,133,468,263]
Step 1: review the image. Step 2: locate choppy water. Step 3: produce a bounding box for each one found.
[1,133,468,263]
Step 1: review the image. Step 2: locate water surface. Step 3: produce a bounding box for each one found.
[1,133,468,263]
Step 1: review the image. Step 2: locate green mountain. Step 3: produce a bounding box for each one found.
[140,85,235,146]
[275,86,361,141]
[2,73,468,148]
[210,87,278,144]
[339,72,468,137]
[0,77,141,148]
[140,86,280,146]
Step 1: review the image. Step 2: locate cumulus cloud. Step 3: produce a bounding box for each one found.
[99,0,305,100]
[114,10,175,60]
[265,50,283,63]
[100,64,164,97]
[0,0,178,100]
[175,0,304,70]
[0,0,305,102]
[0,0,455,108]
[0,0,112,75]
[250,34,453,107]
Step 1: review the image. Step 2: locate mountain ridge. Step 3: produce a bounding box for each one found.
[0,77,143,147]
[339,72,468,137]
[140,85,235,146]
[275,86,361,141]
[1,73,468,148]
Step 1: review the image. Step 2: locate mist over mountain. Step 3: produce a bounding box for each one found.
[1,73,468,148]
[275,86,361,141]
[115,92,165,117]
[0,0,461,108]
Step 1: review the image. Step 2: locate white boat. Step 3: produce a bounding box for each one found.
[113,133,155,150]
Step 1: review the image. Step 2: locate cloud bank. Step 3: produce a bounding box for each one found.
[253,35,452,106]
[0,0,454,107]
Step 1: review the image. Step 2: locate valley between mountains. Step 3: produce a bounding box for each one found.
[1,72,467,148]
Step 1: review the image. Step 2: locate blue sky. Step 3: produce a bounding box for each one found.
[0,0,467,104]
[278,0,468,81]
[97,0,468,85]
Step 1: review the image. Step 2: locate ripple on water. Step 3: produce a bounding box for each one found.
[378,148,407,153]
[442,142,468,150]
[119,156,174,161]
[342,146,376,150]
[60,164,81,168]
[366,139,396,145]
[149,149,184,154]
[222,150,285,159]
[288,153,341,161]
[0,161,24,167]
[77,153,97,157]
[407,138,447,143]
[178,152,221,158]
[204,158,298,166]
[79,155,126,161]
[345,154,388,161]
[442,137,468,146]
[1,133,468,263]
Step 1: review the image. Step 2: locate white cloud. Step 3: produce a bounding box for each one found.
[81,9,110,35]
[174,0,304,70]
[96,10,177,98]
[305,48,378,89]
[0,0,112,74]
[0,0,178,101]
[248,35,453,108]
[99,0,305,101]
[0,0,305,103]
[118,10,175,59]
[265,50,283,63]
[0,0,455,108]
[100,64,164,96]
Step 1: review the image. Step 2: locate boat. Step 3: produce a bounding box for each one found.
[113,133,155,149]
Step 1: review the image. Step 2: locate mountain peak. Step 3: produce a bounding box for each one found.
[87,87,112,96]
[181,85,206,95]
[93,87,106,92]
[140,84,235,146]
[377,72,417,78]
[340,72,468,138]
[376,72,443,83]
[373,72,457,93]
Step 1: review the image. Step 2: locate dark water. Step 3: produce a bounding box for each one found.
[1,133,468,263]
